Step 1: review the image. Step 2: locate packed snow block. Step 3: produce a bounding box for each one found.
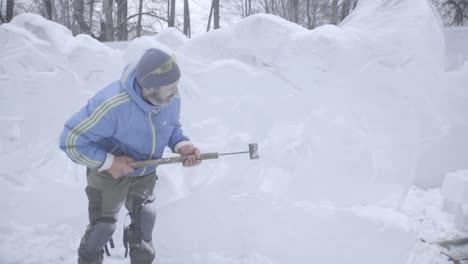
[155,193,416,264]
[442,170,468,204]
[10,13,74,53]
[64,34,124,88]
[413,64,468,188]
[179,0,446,209]
[441,170,468,232]
[444,27,468,71]
[6,13,123,89]
[0,21,65,74]
[415,126,468,189]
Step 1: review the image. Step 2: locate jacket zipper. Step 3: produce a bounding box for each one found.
[140,108,158,176]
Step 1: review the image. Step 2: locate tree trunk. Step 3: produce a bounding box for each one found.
[89,0,95,32]
[244,0,251,17]
[74,0,90,33]
[136,0,144,37]
[312,0,318,28]
[168,0,176,27]
[6,0,15,22]
[117,0,128,40]
[57,0,67,26]
[213,0,220,29]
[207,0,213,31]
[306,0,318,29]
[65,0,71,28]
[103,0,113,41]
[340,0,351,21]
[43,0,53,20]
[291,0,299,23]
[183,0,191,37]
[330,0,339,24]
[261,0,270,14]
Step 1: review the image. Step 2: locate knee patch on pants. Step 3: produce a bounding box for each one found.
[80,222,116,255]
[140,202,157,242]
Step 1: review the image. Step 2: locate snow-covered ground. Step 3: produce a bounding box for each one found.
[1,0,467,263]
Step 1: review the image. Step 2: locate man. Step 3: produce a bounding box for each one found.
[59,48,200,264]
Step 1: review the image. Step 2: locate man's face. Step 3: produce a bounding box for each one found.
[142,81,179,106]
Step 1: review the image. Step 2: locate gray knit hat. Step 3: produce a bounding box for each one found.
[135,48,181,89]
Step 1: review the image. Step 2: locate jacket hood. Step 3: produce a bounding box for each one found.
[120,63,158,114]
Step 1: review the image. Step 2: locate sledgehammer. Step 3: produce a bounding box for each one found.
[129,143,259,168]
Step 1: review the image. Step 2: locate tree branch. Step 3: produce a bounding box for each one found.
[112,12,180,35]
[125,11,168,23]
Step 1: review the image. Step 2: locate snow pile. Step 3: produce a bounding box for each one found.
[444,27,468,71]
[177,0,445,208]
[0,0,466,263]
[0,14,124,187]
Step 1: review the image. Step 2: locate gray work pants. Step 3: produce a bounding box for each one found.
[78,168,157,264]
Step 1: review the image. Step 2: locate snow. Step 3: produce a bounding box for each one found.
[442,170,468,204]
[1,0,467,263]
[444,27,468,71]
[441,170,468,232]
[413,63,468,189]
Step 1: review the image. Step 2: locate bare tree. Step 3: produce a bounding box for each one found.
[231,0,356,29]
[168,0,175,27]
[183,0,191,37]
[207,0,220,30]
[214,0,220,29]
[74,0,90,33]
[330,0,339,24]
[136,0,144,37]
[306,0,319,29]
[116,0,128,40]
[89,0,95,31]
[60,0,72,28]
[292,0,300,23]
[102,0,113,40]
[340,0,351,21]
[42,0,53,20]
[241,0,252,17]
[259,0,270,14]
[0,5,4,23]
[4,0,15,22]
[207,0,213,31]
[442,0,468,25]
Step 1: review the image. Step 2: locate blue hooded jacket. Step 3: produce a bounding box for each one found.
[59,64,190,177]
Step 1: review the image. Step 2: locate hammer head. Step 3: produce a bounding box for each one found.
[249,143,259,159]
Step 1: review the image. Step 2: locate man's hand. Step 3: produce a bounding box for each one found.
[106,155,135,179]
[178,144,201,167]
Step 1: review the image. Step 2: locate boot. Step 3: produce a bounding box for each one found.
[127,224,156,264]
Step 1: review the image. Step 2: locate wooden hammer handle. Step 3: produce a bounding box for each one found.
[129,152,219,168]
